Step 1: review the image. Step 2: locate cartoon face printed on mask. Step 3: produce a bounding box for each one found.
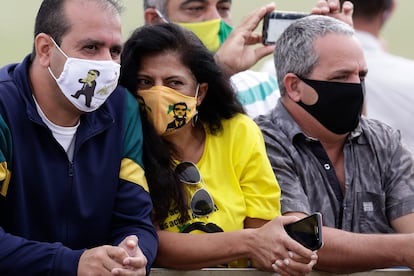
[166,102,190,131]
[137,85,199,136]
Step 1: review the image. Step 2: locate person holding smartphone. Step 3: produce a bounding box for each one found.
[256,14,414,272]
[119,22,318,275]
[143,0,353,119]
[143,0,279,119]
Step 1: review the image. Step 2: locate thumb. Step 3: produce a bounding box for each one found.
[125,235,139,256]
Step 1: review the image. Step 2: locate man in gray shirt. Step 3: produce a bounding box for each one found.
[256,15,414,273]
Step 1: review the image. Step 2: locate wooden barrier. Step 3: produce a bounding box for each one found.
[150,268,413,276]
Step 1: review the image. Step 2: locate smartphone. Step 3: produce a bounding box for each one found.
[262,11,310,45]
[284,213,323,250]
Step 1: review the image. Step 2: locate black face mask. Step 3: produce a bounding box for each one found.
[296,76,364,135]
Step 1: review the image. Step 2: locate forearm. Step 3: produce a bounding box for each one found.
[112,181,158,272]
[155,229,254,269]
[0,227,83,275]
[316,227,410,273]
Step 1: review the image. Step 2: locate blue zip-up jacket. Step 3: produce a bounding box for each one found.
[0,55,158,275]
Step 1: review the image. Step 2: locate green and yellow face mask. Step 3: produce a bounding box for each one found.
[176,19,233,52]
[155,9,233,52]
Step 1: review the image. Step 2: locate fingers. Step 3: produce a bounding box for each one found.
[289,250,319,264]
[121,235,139,256]
[311,0,343,14]
[341,1,354,25]
[122,255,147,268]
[111,266,146,276]
[108,243,147,273]
[315,0,353,16]
[122,246,147,269]
[278,216,318,270]
[286,237,316,260]
[272,251,317,276]
[311,0,331,15]
[254,45,276,62]
[249,217,318,275]
[78,246,129,275]
[238,2,276,32]
[118,235,148,272]
[213,2,278,74]
[107,246,131,266]
[326,0,342,14]
[311,0,354,27]
[78,240,148,276]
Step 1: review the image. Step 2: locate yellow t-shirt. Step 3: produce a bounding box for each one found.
[160,114,281,267]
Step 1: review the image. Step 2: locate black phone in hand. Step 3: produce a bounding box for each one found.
[262,11,309,45]
[284,213,323,250]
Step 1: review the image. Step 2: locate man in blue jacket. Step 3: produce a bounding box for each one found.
[0,0,157,275]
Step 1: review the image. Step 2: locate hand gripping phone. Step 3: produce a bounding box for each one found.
[284,212,323,250]
[262,11,309,45]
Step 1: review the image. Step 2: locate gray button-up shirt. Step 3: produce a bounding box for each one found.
[255,100,414,233]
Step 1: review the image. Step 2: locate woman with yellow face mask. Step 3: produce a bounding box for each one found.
[119,23,318,275]
[143,0,282,119]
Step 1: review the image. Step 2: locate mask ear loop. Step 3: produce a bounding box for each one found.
[49,37,69,59]
[155,9,169,23]
[48,37,69,81]
[192,84,200,127]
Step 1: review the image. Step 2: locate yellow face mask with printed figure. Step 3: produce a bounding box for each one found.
[137,85,199,136]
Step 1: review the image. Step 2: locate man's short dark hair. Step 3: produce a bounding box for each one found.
[31,0,123,58]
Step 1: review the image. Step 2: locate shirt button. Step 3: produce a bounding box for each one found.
[324,163,331,170]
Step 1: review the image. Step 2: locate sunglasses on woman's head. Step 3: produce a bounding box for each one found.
[175,161,214,217]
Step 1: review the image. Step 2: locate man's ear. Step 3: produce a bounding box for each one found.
[197,83,208,106]
[284,73,302,102]
[144,8,166,24]
[35,33,53,67]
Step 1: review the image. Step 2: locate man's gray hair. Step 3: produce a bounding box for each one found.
[274,15,355,96]
[144,0,168,17]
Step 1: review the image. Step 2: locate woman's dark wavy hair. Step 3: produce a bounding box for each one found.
[120,23,244,225]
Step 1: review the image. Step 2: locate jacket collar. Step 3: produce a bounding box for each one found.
[13,54,116,140]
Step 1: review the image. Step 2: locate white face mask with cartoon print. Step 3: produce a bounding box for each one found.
[48,37,120,112]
